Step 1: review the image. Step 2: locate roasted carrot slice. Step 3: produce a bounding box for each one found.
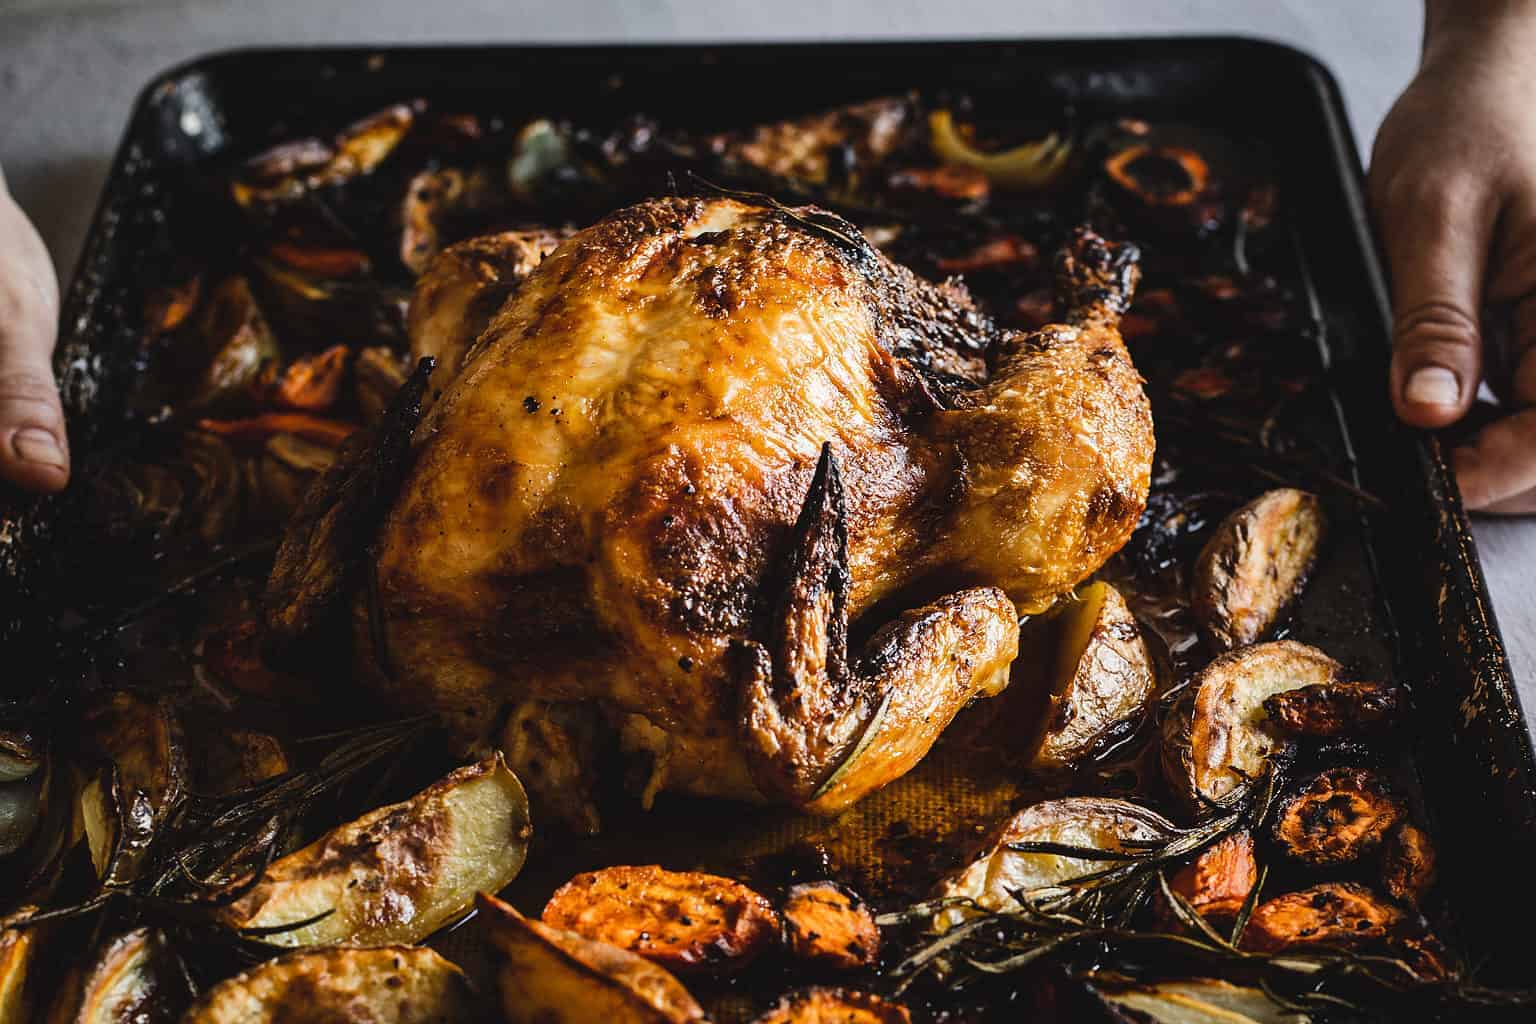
[781,881,880,970]
[542,865,779,973]
[1241,882,1401,953]
[197,413,358,448]
[275,345,351,411]
[934,236,1038,274]
[1272,768,1404,866]
[266,243,371,279]
[1263,680,1400,737]
[751,987,911,1024]
[1382,823,1437,907]
[1165,831,1258,924]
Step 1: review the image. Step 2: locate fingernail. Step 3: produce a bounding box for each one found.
[1405,365,1461,407]
[12,428,66,469]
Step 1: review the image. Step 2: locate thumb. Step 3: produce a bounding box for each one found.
[0,175,68,494]
[1378,177,1496,429]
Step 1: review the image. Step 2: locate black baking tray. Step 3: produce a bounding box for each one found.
[6,36,1536,1001]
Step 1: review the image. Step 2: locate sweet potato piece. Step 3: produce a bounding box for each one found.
[542,865,779,973]
[1241,883,1401,953]
[782,881,879,970]
[219,755,530,947]
[1166,831,1258,924]
[1193,489,1326,650]
[183,945,475,1023]
[1272,768,1404,866]
[1163,641,1343,809]
[1029,581,1156,770]
[750,987,912,1024]
[480,892,705,1024]
[1382,823,1437,907]
[1263,681,1399,737]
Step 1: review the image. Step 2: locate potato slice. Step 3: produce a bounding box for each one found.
[0,910,36,1024]
[750,987,912,1023]
[1163,641,1343,809]
[182,946,475,1023]
[781,881,880,970]
[1262,681,1398,737]
[1097,978,1308,1023]
[1029,581,1156,770]
[1272,768,1404,866]
[1241,883,1401,953]
[219,755,530,947]
[1193,488,1325,650]
[1165,831,1257,924]
[46,928,192,1024]
[935,798,1176,927]
[542,865,779,973]
[478,891,705,1024]
[77,692,188,885]
[1382,823,1437,907]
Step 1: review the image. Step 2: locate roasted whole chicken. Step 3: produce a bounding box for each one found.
[265,196,1153,821]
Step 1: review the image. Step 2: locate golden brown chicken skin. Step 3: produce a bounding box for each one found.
[280,196,1151,816]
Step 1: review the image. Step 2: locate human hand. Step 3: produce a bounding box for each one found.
[0,165,68,493]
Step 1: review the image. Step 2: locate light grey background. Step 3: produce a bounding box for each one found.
[3,0,1532,729]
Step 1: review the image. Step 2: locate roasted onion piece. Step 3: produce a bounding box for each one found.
[480,892,706,1024]
[928,110,1072,190]
[76,691,187,886]
[0,731,41,783]
[182,276,281,414]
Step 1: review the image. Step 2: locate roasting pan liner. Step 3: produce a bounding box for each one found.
[3,35,1536,1011]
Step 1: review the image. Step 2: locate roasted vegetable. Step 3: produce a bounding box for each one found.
[781,881,880,970]
[1163,641,1344,809]
[76,691,187,885]
[1272,768,1404,866]
[928,110,1071,190]
[274,344,350,411]
[46,928,191,1024]
[0,773,41,857]
[182,945,476,1023]
[1262,680,1399,737]
[1165,831,1258,924]
[0,731,40,783]
[181,276,281,414]
[1192,489,1325,650]
[479,892,706,1024]
[715,97,911,188]
[886,164,990,202]
[1104,144,1210,207]
[1095,978,1307,1023]
[401,166,506,274]
[935,798,1176,926]
[1241,882,1401,953]
[197,729,289,796]
[266,242,371,279]
[219,755,530,946]
[200,616,309,701]
[750,987,912,1024]
[1028,581,1156,770]
[198,412,357,449]
[1382,823,1437,907]
[0,910,36,1024]
[542,865,779,974]
[255,431,340,519]
[353,345,410,423]
[231,103,417,207]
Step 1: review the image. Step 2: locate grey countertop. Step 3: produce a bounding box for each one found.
[2,0,1532,727]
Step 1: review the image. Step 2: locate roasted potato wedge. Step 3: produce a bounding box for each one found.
[182,945,476,1023]
[750,987,912,1024]
[46,928,191,1024]
[1241,882,1401,953]
[76,691,187,885]
[479,892,706,1024]
[1029,581,1156,770]
[1262,680,1399,737]
[542,864,779,973]
[1382,823,1437,907]
[1272,768,1404,866]
[1096,978,1307,1023]
[1193,488,1325,650]
[782,881,880,970]
[935,798,1176,926]
[219,755,530,947]
[1163,641,1343,809]
[1165,831,1258,924]
[0,910,36,1024]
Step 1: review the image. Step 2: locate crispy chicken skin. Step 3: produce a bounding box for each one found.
[278,196,1151,813]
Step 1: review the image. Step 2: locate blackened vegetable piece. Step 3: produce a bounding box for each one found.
[781,881,880,970]
[1241,882,1401,953]
[750,987,912,1024]
[1104,144,1209,206]
[1272,768,1405,866]
[1192,488,1326,650]
[76,691,187,886]
[1382,823,1437,907]
[1263,680,1400,737]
